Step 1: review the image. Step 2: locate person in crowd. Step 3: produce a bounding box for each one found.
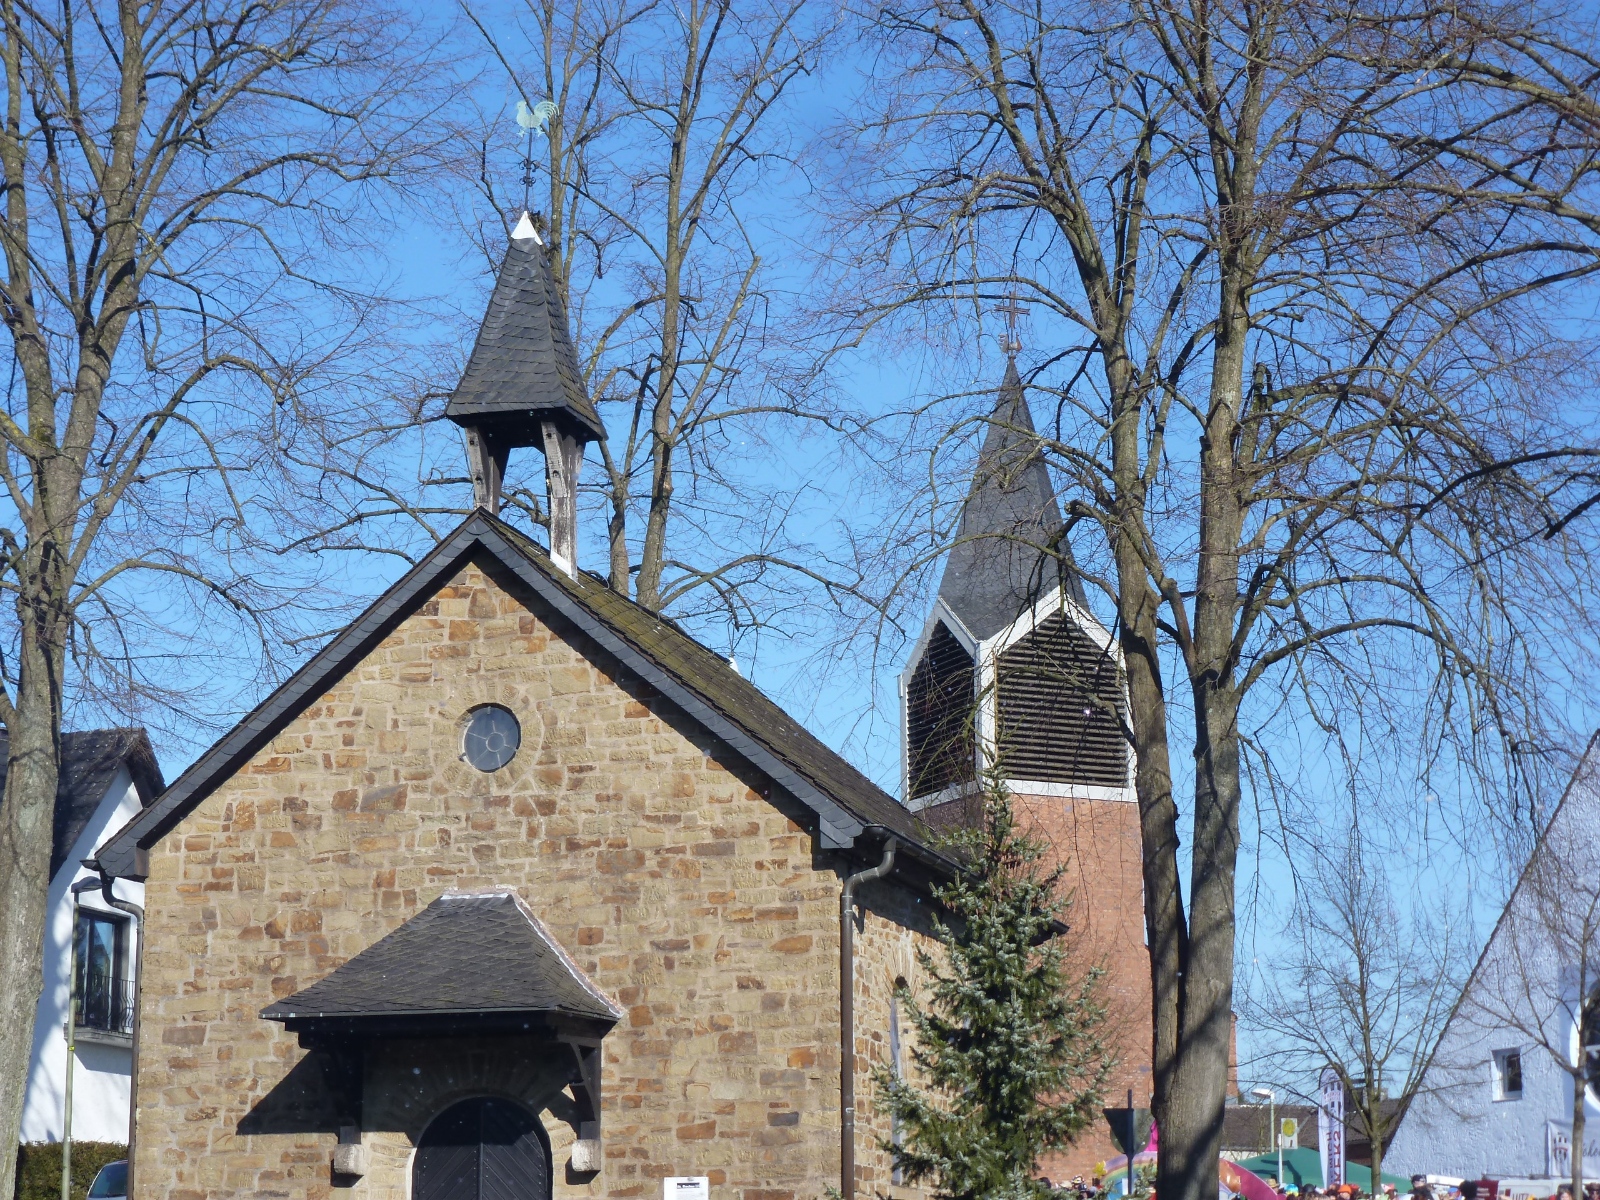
[1410,1175,1433,1200]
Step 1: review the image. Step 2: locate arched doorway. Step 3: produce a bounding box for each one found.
[413,1096,551,1200]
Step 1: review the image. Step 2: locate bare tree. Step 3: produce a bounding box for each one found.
[828,3,1600,1198]
[1244,820,1461,1186]
[455,0,861,642]
[0,1,436,1192]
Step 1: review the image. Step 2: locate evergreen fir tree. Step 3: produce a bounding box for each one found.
[875,775,1113,1200]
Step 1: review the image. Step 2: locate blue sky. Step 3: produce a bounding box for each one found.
[57,0,1600,1107]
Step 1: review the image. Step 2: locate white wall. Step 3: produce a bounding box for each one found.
[1388,990,1592,1178]
[1389,755,1600,1180]
[20,768,145,1145]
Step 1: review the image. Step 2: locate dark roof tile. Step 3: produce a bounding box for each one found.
[0,728,164,881]
[446,231,604,442]
[936,361,1086,640]
[261,890,621,1024]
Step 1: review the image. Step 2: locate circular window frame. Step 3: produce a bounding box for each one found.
[460,704,522,773]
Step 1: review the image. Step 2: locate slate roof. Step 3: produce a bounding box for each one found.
[0,728,164,881]
[935,361,1086,641]
[446,225,605,443]
[499,521,930,847]
[261,890,622,1025]
[97,511,946,879]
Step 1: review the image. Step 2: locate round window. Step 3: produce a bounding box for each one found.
[462,705,521,772]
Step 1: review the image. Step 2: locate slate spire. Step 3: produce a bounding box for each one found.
[934,361,1084,641]
[447,213,603,573]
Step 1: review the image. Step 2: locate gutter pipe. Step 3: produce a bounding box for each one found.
[840,833,896,1200]
[86,859,143,1195]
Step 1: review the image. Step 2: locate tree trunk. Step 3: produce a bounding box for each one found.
[1573,1061,1587,1199]
[0,617,69,1200]
[608,484,631,597]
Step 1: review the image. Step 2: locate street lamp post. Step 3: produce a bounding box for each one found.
[1252,1087,1280,1188]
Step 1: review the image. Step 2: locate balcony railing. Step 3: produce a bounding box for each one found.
[74,971,135,1036]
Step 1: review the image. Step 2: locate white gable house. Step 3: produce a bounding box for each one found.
[1389,739,1600,1181]
[19,729,163,1145]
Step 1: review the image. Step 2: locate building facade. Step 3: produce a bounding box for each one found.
[21,729,163,1145]
[1388,740,1600,1182]
[94,215,956,1200]
[898,362,1152,1180]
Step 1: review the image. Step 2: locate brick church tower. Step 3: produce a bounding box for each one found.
[899,361,1152,1181]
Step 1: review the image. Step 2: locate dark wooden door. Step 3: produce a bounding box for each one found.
[413,1097,551,1200]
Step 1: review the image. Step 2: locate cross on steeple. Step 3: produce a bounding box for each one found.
[993,287,1026,357]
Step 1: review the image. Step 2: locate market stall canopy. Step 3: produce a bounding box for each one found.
[1234,1148,1411,1190]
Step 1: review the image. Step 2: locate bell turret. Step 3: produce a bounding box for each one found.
[448,212,604,574]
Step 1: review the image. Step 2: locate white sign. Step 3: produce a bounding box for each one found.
[1547,1121,1600,1180]
[1279,1117,1299,1151]
[1318,1068,1345,1188]
[666,1178,710,1200]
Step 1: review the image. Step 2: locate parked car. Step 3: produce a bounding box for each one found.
[88,1159,127,1199]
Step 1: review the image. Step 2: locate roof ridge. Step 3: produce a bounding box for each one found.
[96,511,946,879]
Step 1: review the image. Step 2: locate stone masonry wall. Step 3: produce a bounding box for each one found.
[131,558,937,1200]
[851,886,937,1200]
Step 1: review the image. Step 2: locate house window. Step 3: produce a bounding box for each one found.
[1491,1048,1523,1101]
[73,910,131,1034]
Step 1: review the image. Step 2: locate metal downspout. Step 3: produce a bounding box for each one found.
[89,861,143,1196]
[840,835,896,1200]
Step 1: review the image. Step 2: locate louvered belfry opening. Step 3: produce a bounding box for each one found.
[995,611,1127,787]
[906,623,978,800]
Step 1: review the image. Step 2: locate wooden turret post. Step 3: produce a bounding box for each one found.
[541,420,583,573]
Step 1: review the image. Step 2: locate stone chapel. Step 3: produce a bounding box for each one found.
[92,213,1149,1200]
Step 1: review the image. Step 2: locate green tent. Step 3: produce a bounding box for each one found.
[1234,1148,1410,1191]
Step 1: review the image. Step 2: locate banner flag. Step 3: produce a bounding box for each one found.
[1318,1068,1345,1188]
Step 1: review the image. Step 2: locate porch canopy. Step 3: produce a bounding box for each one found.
[261,888,622,1041]
[261,888,620,1154]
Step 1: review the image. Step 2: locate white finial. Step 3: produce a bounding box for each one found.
[511,211,543,245]
[728,656,740,676]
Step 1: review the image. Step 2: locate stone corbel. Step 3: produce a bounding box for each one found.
[564,1039,602,1173]
[313,1042,366,1181]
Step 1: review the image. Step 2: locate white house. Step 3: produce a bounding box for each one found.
[1389,738,1600,1182]
[19,729,163,1145]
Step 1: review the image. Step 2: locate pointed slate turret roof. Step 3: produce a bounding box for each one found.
[934,361,1084,641]
[261,890,622,1028]
[446,221,605,442]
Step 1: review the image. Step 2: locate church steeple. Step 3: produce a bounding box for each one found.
[901,363,1123,806]
[933,359,1083,642]
[447,212,604,574]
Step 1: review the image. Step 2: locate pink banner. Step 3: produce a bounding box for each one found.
[1221,1159,1280,1200]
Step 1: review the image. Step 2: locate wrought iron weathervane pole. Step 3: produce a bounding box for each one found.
[515,97,559,215]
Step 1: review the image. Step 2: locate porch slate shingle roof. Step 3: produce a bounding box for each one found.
[260,891,622,1025]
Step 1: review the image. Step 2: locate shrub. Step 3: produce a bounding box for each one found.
[13,1142,126,1200]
